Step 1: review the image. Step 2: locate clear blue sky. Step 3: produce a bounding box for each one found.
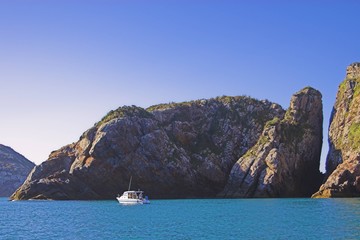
[1,1,359,171]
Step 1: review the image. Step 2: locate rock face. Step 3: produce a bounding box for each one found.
[0,144,35,196]
[220,87,323,197]
[11,96,285,200]
[313,63,360,198]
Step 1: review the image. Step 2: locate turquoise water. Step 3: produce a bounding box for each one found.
[1,197,359,239]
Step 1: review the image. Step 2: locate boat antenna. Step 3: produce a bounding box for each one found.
[128,176,132,191]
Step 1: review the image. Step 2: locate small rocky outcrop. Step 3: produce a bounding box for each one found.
[313,63,360,198]
[220,87,323,197]
[11,96,285,200]
[0,144,35,196]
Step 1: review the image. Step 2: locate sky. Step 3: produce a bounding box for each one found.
[0,1,359,172]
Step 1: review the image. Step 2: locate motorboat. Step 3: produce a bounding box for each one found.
[116,190,150,205]
[116,176,150,205]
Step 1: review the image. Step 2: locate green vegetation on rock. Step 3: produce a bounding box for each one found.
[146,101,193,112]
[348,122,360,150]
[354,81,360,97]
[146,95,260,112]
[338,80,348,101]
[96,105,152,127]
[265,117,281,128]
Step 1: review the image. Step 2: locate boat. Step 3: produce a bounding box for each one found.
[116,190,150,205]
[116,177,150,205]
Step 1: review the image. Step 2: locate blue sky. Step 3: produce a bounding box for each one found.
[0,1,359,171]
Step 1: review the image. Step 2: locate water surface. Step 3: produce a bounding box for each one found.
[1,197,359,239]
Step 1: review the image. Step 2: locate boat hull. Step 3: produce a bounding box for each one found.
[116,197,150,205]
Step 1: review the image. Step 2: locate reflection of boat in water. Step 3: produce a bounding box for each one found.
[116,177,150,205]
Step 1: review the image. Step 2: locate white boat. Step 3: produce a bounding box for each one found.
[116,177,150,205]
[116,190,150,205]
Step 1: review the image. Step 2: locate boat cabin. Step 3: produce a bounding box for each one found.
[121,191,144,199]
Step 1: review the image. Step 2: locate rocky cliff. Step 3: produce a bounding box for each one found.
[11,96,285,200]
[220,87,323,197]
[313,63,360,198]
[0,144,35,196]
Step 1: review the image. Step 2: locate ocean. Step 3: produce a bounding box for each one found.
[1,197,359,239]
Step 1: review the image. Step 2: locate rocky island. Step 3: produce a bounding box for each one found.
[11,86,324,200]
[220,87,323,197]
[312,63,360,198]
[0,144,35,196]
